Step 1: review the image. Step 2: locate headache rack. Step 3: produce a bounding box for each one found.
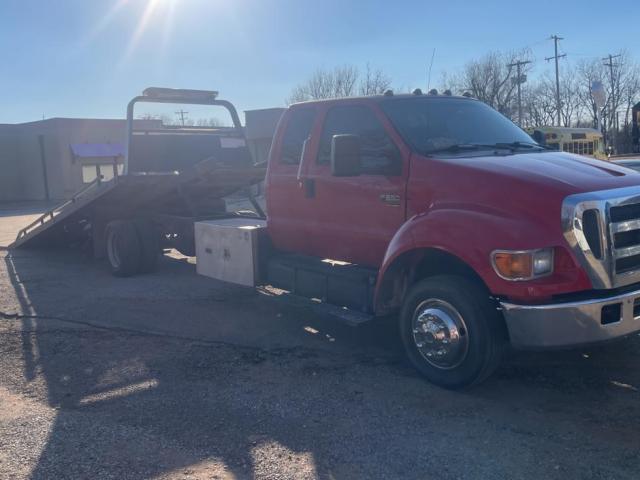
[11,87,266,253]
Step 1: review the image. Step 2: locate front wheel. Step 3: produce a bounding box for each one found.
[399,275,507,389]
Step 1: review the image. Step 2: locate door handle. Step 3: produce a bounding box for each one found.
[380,193,400,206]
[303,178,315,198]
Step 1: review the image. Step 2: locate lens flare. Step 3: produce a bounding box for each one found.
[84,0,179,69]
[120,0,163,65]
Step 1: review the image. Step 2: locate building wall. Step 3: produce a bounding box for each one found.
[0,125,26,202]
[21,118,131,200]
[1,111,282,203]
[16,132,49,201]
[0,118,152,202]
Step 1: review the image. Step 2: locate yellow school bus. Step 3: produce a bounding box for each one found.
[527,127,606,159]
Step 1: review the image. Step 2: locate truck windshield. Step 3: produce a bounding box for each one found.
[380,97,539,155]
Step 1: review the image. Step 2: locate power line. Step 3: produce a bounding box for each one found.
[562,52,599,58]
[507,59,531,126]
[522,37,550,49]
[545,35,567,126]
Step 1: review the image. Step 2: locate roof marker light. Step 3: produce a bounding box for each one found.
[142,87,219,100]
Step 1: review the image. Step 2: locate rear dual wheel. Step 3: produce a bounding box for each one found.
[105,219,159,277]
[399,275,507,389]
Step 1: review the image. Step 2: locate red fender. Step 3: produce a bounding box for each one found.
[374,207,591,313]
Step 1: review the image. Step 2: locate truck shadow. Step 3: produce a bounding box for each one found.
[4,249,640,479]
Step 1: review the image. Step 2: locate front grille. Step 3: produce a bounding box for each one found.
[616,254,640,274]
[634,298,640,318]
[610,203,640,277]
[582,209,602,259]
[610,204,640,223]
[563,187,640,290]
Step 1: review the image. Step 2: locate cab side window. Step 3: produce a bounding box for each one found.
[280,107,316,164]
[317,105,401,175]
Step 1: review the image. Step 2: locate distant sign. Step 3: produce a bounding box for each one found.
[591,81,606,109]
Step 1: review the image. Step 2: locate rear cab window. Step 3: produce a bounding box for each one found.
[279,107,316,164]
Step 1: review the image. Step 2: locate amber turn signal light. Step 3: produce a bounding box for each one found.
[491,249,554,281]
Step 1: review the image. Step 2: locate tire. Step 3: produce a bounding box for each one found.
[134,219,159,274]
[399,275,507,389]
[105,220,141,277]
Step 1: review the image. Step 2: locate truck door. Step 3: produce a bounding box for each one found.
[301,103,408,267]
[266,106,319,253]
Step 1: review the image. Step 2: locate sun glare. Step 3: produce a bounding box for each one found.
[126,0,162,50]
[121,0,166,64]
[85,0,181,68]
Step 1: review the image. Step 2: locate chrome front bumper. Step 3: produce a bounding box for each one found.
[501,288,640,348]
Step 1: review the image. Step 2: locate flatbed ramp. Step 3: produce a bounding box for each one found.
[11,159,266,250]
[11,177,118,249]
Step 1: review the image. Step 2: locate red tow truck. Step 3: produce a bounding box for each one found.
[253,91,640,388]
[16,88,640,388]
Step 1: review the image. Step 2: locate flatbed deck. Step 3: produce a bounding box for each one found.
[11,159,266,250]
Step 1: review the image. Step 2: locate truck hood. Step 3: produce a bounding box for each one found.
[438,151,640,195]
[413,151,640,236]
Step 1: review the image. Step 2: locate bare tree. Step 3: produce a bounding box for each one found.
[522,82,556,128]
[196,117,223,127]
[575,59,605,129]
[438,71,457,93]
[287,64,391,104]
[453,50,532,117]
[287,50,639,151]
[574,53,639,149]
[620,62,640,151]
[607,52,640,149]
[137,113,173,125]
[334,65,359,97]
[536,71,583,127]
[359,63,392,96]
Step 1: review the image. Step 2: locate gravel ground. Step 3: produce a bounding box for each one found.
[0,202,53,248]
[1,248,640,479]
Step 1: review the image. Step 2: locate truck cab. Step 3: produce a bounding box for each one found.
[258,91,640,388]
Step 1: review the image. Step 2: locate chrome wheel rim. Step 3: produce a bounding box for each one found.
[107,231,121,269]
[411,299,469,370]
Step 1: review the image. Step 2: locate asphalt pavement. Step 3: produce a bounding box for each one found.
[1,245,640,479]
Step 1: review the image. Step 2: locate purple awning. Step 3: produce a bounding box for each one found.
[70,143,125,158]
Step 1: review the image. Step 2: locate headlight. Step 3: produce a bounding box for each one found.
[491,248,554,281]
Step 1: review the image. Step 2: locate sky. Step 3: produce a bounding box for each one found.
[0,0,636,124]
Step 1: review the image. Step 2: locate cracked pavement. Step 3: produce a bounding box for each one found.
[1,247,640,479]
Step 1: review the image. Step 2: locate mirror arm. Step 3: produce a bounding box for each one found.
[297,137,310,185]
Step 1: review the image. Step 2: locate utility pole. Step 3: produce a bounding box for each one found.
[545,35,566,126]
[603,53,622,151]
[507,59,531,126]
[175,109,189,126]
